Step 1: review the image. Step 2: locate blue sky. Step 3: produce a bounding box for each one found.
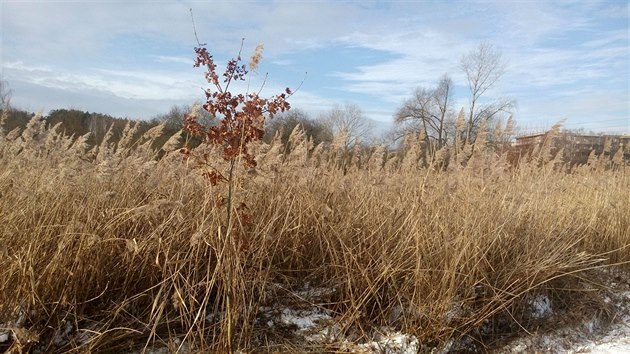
[1,0,628,135]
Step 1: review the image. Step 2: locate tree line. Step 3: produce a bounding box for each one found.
[0,100,374,154]
[1,43,514,154]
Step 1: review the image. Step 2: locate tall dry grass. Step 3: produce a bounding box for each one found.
[0,114,628,353]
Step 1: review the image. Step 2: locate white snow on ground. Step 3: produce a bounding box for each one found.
[2,281,629,353]
[354,329,420,354]
[258,284,422,353]
[571,291,630,354]
[529,294,553,319]
[271,304,420,353]
[279,307,332,330]
[498,290,630,354]
[587,338,630,354]
[276,285,630,354]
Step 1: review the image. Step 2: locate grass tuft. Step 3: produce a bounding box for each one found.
[0,116,628,352]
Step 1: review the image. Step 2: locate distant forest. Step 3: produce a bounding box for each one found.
[3,107,183,147]
[1,104,341,153]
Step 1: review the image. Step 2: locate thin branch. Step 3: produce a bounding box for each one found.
[224,38,246,92]
[189,8,206,47]
[287,72,308,98]
[256,73,269,96]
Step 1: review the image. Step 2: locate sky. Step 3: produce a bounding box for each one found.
[1,0,628,136]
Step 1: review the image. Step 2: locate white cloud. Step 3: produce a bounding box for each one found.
[1,1,627,133]
[152,55,193,65]
[4,61,201,101]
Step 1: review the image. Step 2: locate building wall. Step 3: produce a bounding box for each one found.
[511,132,629,166]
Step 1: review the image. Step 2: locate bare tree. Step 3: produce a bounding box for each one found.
[461,43,513,142]
[395,87,432,137]
[153,103,215,130]
[433,74,453,146]
[0,79,12,110]
[394,74,454,150]
[264,109,333,146]
[321,103,373,148]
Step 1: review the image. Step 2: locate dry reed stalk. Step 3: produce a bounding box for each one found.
[400,132,421,173]
[0,119,627,353]
[161,130,183,153]
[367,144,386,173]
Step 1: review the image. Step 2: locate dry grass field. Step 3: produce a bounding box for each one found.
[0,112,628,353]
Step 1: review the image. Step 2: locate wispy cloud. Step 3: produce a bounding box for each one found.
[152,55,193,65]
[1,0,627,133]
[272,59,294,66]
[4,61,200,101]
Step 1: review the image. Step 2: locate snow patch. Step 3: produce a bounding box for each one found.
[498,281,630,353]
[279,307,332,330]
[529,294,553,319]
[355,329,420,354]
[52,320,74,347]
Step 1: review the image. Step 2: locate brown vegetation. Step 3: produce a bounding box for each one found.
[0,107,628,352]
